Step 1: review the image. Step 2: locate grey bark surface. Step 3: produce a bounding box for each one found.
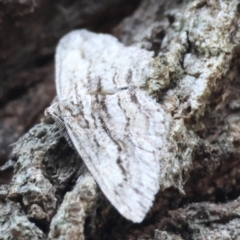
[1,0,240,239]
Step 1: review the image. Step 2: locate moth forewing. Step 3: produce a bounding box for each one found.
[47,29,170,223]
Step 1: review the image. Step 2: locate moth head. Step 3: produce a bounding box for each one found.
[44,107,51,117]
[44,101,61,118]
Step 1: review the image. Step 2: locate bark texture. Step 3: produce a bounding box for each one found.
[1,0,240,239]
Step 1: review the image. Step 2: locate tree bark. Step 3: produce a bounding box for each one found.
[1,0,240,239]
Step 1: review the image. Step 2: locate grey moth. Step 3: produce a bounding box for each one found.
[45,30,169,223]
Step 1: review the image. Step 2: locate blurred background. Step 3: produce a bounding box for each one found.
[0,0,140,183]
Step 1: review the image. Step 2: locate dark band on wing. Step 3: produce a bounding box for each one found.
[126,69,133,84]
[117,157,127,181]
[98,116,122,152]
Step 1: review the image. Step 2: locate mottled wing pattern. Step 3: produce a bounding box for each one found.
[55,30,155,100]
[51,30,170,222]
[59,89,169,222]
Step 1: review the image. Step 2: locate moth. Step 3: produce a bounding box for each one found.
[45,30,169,223]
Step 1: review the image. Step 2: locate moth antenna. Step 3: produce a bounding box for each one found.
[45,100,65,131]
[48,114,65,131]
[63,131,76,150]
